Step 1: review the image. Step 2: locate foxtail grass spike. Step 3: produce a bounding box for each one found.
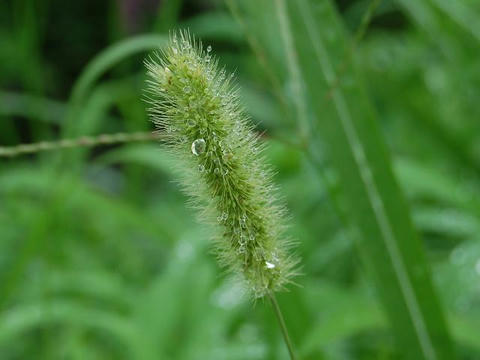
[144,31,298,298]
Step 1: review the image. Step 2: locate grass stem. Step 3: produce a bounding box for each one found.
[268,292,297,360]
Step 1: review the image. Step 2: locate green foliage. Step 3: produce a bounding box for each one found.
[1,0,480,359]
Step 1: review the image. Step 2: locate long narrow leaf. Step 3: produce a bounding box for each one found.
[286,1,455,358]
[230,0,456,358]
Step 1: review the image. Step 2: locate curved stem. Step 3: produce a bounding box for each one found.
[268,292,297,360]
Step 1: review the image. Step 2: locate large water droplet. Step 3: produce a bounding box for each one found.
[191,139,206,156]
[207,45,212,53]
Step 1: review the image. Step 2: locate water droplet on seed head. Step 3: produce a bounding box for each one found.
[191,139,206,156]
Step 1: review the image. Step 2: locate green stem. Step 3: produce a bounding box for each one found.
[0,131,158,158]
[268,292,297,360]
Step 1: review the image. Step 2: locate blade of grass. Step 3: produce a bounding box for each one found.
[69,34,167,108]
[399,0,480,43]
[229,0,456,358]
[268,292,297,360]
[64,34,167,138]
[286,1,455,358]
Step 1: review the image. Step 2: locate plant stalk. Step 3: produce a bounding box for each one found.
[268,292,297,360]
[0,131,158,158]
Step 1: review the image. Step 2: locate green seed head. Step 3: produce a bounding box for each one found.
[145,31,298,298]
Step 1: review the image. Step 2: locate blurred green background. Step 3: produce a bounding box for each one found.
[1,0,480,359]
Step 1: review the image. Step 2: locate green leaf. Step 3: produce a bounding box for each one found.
[230,0,456,358]
[285,1,455,358]
[64,34,168,138]
[69,34,167,108]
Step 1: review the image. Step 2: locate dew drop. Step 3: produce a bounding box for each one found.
[207,45,212,53]
[265,261,276,269]
[239,235,246,245]
[222,169,229,176]
[214,167,220,175]
[240,214,247,227]
[198,164,205,173]
[249,234,255,241]
[184,86,191,94]
[191,138,206,156]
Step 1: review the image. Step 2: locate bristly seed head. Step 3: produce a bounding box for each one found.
[144,30,298,298]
